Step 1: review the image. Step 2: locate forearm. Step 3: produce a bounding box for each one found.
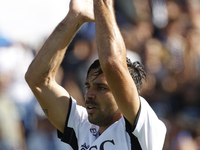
[26,12,84,86]
[94,1,140,125]
[94,0,127,67]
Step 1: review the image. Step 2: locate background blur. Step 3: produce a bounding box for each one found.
[0,0,200,149]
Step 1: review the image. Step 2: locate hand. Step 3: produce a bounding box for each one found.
[69,0,94,22]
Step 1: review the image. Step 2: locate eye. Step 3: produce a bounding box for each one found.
[85,85,90,90]
[99,87,105,90]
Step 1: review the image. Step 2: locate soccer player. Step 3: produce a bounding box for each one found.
[25,0,167,149]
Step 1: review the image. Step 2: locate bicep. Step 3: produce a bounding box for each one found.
[32,81,70,133]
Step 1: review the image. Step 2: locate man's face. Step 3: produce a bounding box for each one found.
[84,68,122,127]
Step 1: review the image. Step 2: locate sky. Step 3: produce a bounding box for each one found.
[0,0,70,47]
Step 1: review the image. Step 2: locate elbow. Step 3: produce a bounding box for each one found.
[24,67,45,89]
[25,66,52,86]
[25,69,53,95]
[25,68,36,87]
[25,70,42,95]
[100,57,125,73]
[101,58,114,70]
[25,67,31,83]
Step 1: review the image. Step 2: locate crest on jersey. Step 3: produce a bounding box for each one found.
[90,128,98,137]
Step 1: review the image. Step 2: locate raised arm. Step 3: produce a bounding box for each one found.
[94,0,140,125]
[25,0,94,133]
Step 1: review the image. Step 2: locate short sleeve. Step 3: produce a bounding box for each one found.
[133,97,167,150]
[57,97,88,150]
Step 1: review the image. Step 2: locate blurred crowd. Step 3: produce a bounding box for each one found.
[0,0,200,149]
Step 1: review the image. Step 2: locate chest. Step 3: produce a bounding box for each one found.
[78,124,131,150]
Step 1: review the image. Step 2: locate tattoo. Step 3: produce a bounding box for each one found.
[43,68,51,77]
[43,109,49,117]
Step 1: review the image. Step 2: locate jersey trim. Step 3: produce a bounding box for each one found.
[57,96,166,150]
[124,100,142,150]
[133,97,141,132]
[57,98,78,150]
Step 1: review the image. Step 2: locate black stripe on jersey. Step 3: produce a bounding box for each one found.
[124,100,142,150]
[57,97,78,150]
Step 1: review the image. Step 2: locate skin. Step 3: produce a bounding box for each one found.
[94,0,140,127]
[85,68,122,134]
[25,0,140,135]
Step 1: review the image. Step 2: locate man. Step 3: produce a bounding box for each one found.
[25,0,166,149]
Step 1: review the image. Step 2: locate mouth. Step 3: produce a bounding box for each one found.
[86,105,97,114]
[85,100,99,114]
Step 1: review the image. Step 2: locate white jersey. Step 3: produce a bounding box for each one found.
[58,96,166,150]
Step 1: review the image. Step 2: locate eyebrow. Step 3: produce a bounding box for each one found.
[84,82,107,87]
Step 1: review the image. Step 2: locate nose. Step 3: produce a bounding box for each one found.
[84,88,96,101]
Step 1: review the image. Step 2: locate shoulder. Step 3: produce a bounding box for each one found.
[132,96,167,149]
[136,96,166,130]
[70,96,87,114]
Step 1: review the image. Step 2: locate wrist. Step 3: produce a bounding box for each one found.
[62,10,85,27]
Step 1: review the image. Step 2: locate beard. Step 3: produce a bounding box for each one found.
[85,99,120,127]
[88,107,116,127]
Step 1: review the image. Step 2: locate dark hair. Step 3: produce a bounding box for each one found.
[86,57,146,93]
[86,59,102,80]
[126,57,146,93]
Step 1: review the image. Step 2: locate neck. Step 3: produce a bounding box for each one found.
[99,114,122,134]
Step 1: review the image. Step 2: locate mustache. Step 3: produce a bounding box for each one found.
[85,100,99,107]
